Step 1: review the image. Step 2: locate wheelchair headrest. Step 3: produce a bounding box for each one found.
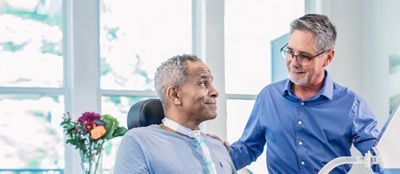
[127,99,165,129]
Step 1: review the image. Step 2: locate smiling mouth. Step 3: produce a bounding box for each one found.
[204,101,217,107]
[292,71,305,74]
[204,99,216,104]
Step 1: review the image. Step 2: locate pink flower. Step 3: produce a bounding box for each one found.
[78,112,102,131]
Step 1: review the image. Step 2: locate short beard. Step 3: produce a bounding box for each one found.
[289,73,308,86]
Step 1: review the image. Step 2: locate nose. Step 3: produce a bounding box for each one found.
[288,53,299,62]
[209,84,219,98]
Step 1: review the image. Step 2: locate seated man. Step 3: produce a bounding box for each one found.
[114,54,237,174]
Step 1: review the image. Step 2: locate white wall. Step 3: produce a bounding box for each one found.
[321,0,400,130]
[324,0,364,96]
[319,0,400,173]
[363,0,400,128]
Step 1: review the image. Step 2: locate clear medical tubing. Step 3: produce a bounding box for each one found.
[318,151,380,174]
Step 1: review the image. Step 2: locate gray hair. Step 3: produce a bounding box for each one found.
[154,54,202,104]
[290,14,337,52]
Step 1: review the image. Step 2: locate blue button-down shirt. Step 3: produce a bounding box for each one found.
[230,72,379,174]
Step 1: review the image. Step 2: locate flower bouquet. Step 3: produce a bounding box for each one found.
[61,112,128,174]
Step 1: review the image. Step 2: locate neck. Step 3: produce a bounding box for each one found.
[293,81,323,100]
[164,115,200,130]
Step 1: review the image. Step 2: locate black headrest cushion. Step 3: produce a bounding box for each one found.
[127,99,165,129]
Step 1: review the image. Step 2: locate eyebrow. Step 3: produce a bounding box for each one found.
[190,73,212,82]
[287,46,313,56]
[198,74,213,81]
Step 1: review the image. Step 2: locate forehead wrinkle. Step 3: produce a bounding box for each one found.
[187,65,211,77]
[185,61,213,82]
[191,72,213,82]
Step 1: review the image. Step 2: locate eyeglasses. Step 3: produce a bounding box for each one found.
[280,43,327,64]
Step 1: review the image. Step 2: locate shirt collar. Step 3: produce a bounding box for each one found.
[282,71,333,100]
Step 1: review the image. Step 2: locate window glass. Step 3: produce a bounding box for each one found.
[225,0,303,94]
[0,94,64,169]
[389,53,400,114]
[100,0,192,90]
[226,99,267,173]
[0,0,63,87]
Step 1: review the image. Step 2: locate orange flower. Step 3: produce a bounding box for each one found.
[90,125,106,140]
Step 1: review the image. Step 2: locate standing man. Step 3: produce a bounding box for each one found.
[229,14,379,173]
[114,54,237,174]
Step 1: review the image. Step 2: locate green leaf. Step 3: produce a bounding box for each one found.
[66,139,83,147]
[113,127,128,137]
[102,118,114,139]
[101,114,128,140]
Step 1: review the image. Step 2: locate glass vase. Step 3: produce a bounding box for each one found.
[80,150,102,174]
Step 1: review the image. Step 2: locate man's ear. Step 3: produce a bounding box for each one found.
[323,49,335,67]
[166,86,182,105]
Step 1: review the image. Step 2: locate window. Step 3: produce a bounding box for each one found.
[0,0,65,172]
[225,0,304,173]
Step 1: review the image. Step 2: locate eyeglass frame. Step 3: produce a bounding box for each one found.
[280,43,328,64]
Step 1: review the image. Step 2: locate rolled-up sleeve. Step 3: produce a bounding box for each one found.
[351,97,379,156]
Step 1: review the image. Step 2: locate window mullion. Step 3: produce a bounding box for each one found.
[101,90,157,97]
[64,0,101,174]
[0,87,64,95]
[202,0,227,140]
[226,94,257,100]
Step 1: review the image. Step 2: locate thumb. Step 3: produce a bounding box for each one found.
[223,141,231,151]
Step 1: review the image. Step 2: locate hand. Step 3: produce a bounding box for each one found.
[223,140,231,152]
[206,133,231,151]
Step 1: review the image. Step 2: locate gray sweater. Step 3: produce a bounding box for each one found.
[114,125,237,174]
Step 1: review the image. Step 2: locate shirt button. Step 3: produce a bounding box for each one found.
[300,102,304,106]
[298,141,303,145]
[298,120,302,125]
[300,161,305,165]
